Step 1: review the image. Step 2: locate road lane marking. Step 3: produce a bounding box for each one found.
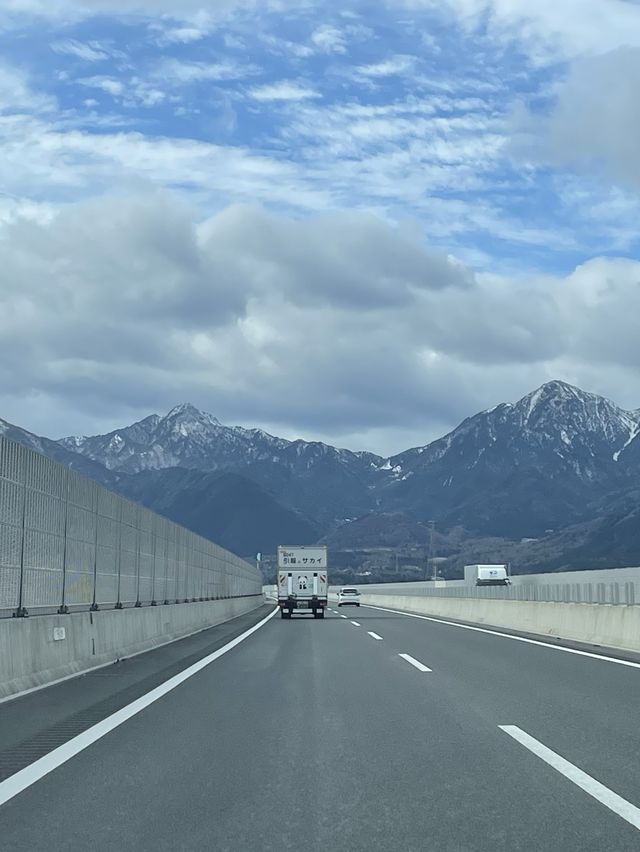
[399,653,432,672]
[0,607,280,809]
[368,632,383,641]
[500,725,640,831]
[351,621,361,626]
[340,614,348,618]
[363,604,640,670]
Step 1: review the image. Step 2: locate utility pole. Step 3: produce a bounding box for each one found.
[427,521,437,580]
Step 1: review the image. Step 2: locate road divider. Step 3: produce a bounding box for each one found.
[361,594,640,656]
[0,597,264,702]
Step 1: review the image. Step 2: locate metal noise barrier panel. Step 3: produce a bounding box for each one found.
[0,435,262,617]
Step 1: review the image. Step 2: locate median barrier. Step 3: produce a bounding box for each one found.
[0,596,263,701]
[360,594,640,654]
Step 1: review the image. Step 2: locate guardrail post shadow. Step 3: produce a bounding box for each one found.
[134,504,142,607]
[90,487,100,612]
[58,469,70,615]
[13,458,29,618]
[624,582,635,606]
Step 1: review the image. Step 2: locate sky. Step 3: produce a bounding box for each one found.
[2,0,640,455]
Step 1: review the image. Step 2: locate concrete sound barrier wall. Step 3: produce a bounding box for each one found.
[0,595,264,701]
[361,594,640,654]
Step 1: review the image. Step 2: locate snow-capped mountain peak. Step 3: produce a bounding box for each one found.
[388,380,640,484]
[512,381,638,452]
[166,403,220,425]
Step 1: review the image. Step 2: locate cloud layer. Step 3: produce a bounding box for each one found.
[3,191,640,453]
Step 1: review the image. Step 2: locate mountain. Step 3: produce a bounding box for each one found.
[0,417,116,483]
[1,415,319,557]
[59,404,291,473]
[380,381,640,537]
[321,512,431,550]
[6,379,640,564]
[60,403,384,526]
[116,468,320,556]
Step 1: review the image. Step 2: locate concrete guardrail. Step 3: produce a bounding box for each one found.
[0,595,264,702]
[360,594,640,655]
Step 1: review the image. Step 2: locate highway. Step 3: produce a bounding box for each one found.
[1,602,640,850]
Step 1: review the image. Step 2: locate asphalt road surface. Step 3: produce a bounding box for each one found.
[1,601,640,851]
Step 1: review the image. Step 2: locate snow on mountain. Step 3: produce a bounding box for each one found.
[57,404,382,482]
[41,380,640,538]
[389,381,639,476]
[59,404,290,473]
[379,381,640,537]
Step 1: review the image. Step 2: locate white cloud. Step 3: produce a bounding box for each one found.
[513,47,640,193]
[147,9,219,44]
[258,33,315,59]
[0,115,333,212]
[403,0,640,63]
[0,62,56,113]
[354,54,418,79]
[3,190,640,454]
[79,75,125,96]
[51,39,112,61]
[248,80,320,101]
[223,33,245,49]
[153,58,259,84]
[310,24,347,54]
[155,26,206,44]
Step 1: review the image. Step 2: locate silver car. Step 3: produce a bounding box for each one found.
[338,587,361,607]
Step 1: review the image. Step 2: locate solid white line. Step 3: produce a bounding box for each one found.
[0,605,264,707]
[399,653,432,672]
[363,604,640,670]
[351,621,361,627]
[0,607,279,809]
[500,725,640,831]
[368,632,383,641]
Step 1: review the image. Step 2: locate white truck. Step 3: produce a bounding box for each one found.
[277,545,328,619]
[464,564,511,586]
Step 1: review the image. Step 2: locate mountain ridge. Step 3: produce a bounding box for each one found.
[4,379,640,563]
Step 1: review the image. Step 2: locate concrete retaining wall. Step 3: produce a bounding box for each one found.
[361,594,640,654]
[0,596,264,701]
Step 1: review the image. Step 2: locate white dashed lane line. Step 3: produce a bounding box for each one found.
[368,632,383,641]
[399,653,432,673]
[351,621,360,627]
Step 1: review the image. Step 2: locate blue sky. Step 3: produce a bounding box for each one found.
[2,0,640,453]
[3,0,638,272]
